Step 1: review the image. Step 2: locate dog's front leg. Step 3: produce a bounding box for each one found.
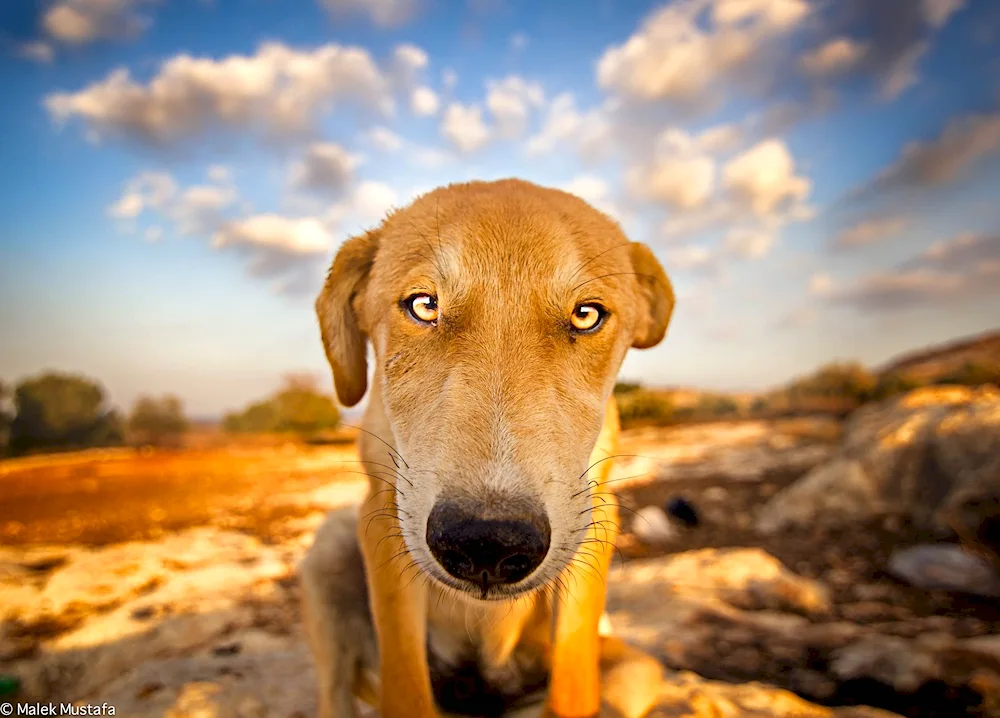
[358,489,439,718]
[543,492,618,718]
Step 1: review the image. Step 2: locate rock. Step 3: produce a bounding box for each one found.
[838,601,901,623]
[702,486,729,503]
[632,506,676,546]
[755,458,874,535]
[755,386,1000,535]
[652,670,898,717]
[887,543,1000,597]
[664,497,700,528]
[831,636,940,692]
[609,547,832,617]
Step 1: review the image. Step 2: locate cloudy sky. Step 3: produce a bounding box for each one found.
[1,0,1000,417]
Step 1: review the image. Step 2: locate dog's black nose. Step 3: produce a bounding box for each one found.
[426,501,550,591]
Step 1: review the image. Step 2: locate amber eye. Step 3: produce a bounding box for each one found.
[570,304,606,333]
[405,293,438,325]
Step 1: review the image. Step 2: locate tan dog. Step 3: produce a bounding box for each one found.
[300,179,675,718]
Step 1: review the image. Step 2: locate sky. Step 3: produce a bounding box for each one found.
[1,0,1000,418]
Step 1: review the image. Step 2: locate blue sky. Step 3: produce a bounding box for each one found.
[1,0,999,417]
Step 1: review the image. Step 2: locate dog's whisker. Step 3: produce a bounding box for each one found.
[337,423,411,469]
[567,240,634,284]
[572,271,664,293]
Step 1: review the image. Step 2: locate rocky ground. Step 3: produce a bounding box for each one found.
[1,386,998,717]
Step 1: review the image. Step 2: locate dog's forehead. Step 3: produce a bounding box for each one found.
[376,181,631,291]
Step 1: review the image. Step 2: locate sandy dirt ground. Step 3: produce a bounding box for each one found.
[1,419,998,717]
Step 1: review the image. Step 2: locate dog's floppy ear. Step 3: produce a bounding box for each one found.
[629,242,675,349]
[315,229,379,407]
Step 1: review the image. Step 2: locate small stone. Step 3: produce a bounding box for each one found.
[887,543,1000,597]
[703,487,728,503]
[839,601,897,623]
[851,583,895,603]
[664,497,700,528]
[632,506,676,546]
[790,668,836,700]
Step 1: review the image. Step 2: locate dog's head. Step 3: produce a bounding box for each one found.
[317,179,673,601]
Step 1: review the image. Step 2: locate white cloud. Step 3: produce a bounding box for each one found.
[108,168,235,236]
[318,0,418,27]
[809,272,833,296]
[341,181,398,227]
[214,215,333,255]
[485,76,545,138]
[45,42,396,144]
[665,244,715,271]
[144,226,163,243]
[526,93,609,159]
[626,128,716,210]
[207,164,231,184]
[17,41,55,63]
[880,41,929,101]
[922,0,965,28]
[821,233,1000,311]
[441,103,490,153]
[871,111,1000,192]
[289,142,360,195]
[389,44,428,90]
[712,0,808,28]
[722,138,811,217]
[833,215,908,249]
[800,37,867,77]
[442,68,458,90]
[596,0,808,106]
[724,227,774,258]
[107,171,177,219]
[169,182,238,235]
[410,86,440,116]
[560,175,620,218]
[367,126,404,152]
[42,0,154,46]
[410,146,453,168]
[510,32,528,52]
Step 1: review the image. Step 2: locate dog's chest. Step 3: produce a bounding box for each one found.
[426,595,550,717]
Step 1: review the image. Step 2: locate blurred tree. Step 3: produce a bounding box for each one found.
[698,395,739,417]
[128,395,189,448]
[616,389,673,427]
[869,372,922,401]
[8,372,124,455]
[613,381,642,396]
[935,361,1000,388]
[224,374,340,436]
[0,380,12,455]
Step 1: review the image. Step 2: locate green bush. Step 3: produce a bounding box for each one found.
[697,395,740,417]
[868,372,923,401]
[0,380,12,456]
[616,389,673,427]
[613,381,642,396]
[224,375,340,436]
[128,395,188,447]
[8,372,124,455]
[934,361,1000,388]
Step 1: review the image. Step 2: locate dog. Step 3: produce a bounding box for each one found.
[300,178,675,718]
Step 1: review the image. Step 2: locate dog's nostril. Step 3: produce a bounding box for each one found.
[426,501,550,591]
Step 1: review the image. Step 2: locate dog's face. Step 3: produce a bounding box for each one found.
[317,179,673,601]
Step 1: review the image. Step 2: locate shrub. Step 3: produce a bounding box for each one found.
[224,374,340,436]
[935,361,1000,388]
[128,395,188,447]
[8,372,124,455]
[616,389,673,427]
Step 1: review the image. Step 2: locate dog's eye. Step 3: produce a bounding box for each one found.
[405,293,438,325]
[570,304,606,333]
